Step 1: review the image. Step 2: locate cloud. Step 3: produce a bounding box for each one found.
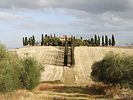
[1,0,132,24]
[0,0,132,13]
[0,11,24,20]
[0,0,133,47]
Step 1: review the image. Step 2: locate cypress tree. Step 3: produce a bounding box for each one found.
[94,34,97,45]
[25,37,28,46]
[112,34,115,46]
[91,38,94,45]
[98,36,100,46]
[23,37,25,46]
[31,37,33,45]
[102,35,104,46]
[105,35,108,46]
[64,42,68,66]
[32,35,35,46]
[109,39,112,46]
[54,34,56,38]
[28,37,31,45]
[45,34,47,38]
[41,34,44,46]
[71,37,75,65]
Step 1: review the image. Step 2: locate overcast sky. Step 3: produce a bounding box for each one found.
[0,0,133,48]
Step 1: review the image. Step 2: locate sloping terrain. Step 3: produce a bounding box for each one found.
[11,46,64,82]
[9,46,133,99]
[11,46,133,86]
[74,47,133,86]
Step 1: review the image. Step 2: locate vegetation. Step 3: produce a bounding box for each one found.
[91,52,133,89]
[64,40,68,66]
[41,34,62,46]
[70,38,75,65]
[0,44,43,92]
[23,35,36,46]
[102,36,104,46]
[95,35,97,45]
[41,34,44,46]
[22,34,116,47]
[112,34,115,46]
[20,57,43,90]
[105,35,108,46]
[0,44,23,92]
[97,36,100,46]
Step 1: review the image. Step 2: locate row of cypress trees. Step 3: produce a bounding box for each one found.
[64,36,75,66]
[23,35,35,46]
[94,35,101,46]
[23,34,116,47]
[93,34,115,46]
[101,35,115,46]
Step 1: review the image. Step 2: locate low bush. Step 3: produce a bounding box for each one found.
[91,52,133,89]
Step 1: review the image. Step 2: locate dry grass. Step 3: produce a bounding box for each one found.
[0,90,35,100]
[1,83,133,100]
[35,83,64,91]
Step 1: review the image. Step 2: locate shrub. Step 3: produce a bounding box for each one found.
[0,44,23,92]
[20,57,43,90]
[91,52,133,89]
[0,43,43,92]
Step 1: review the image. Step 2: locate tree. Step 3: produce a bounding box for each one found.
[64,42,68,66]
[102,35,104,46]
[25,37,28,46]
[32,35,35,46]
[91,52,133,88]
[91,38,94,46]
[23,37,25,46]
[112,35,115,46]
[109,39,112,46]
[41,34,44,46]
[45,34,47,38]
[0,44,23,92]
[28,37,32,45]
[98,36,100,46]
[94,34,97,45]
[20,57,43,90]
[54,34,56,38]
[105,35,108,46]
[71,37,75,65]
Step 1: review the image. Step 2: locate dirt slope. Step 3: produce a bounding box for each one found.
[11,46,133,86]
[11,46,64,82]
[74,47,133,86]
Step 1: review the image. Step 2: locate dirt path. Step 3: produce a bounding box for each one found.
[63,67,76,86]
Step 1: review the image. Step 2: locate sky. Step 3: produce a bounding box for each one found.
[0,0,133,48]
